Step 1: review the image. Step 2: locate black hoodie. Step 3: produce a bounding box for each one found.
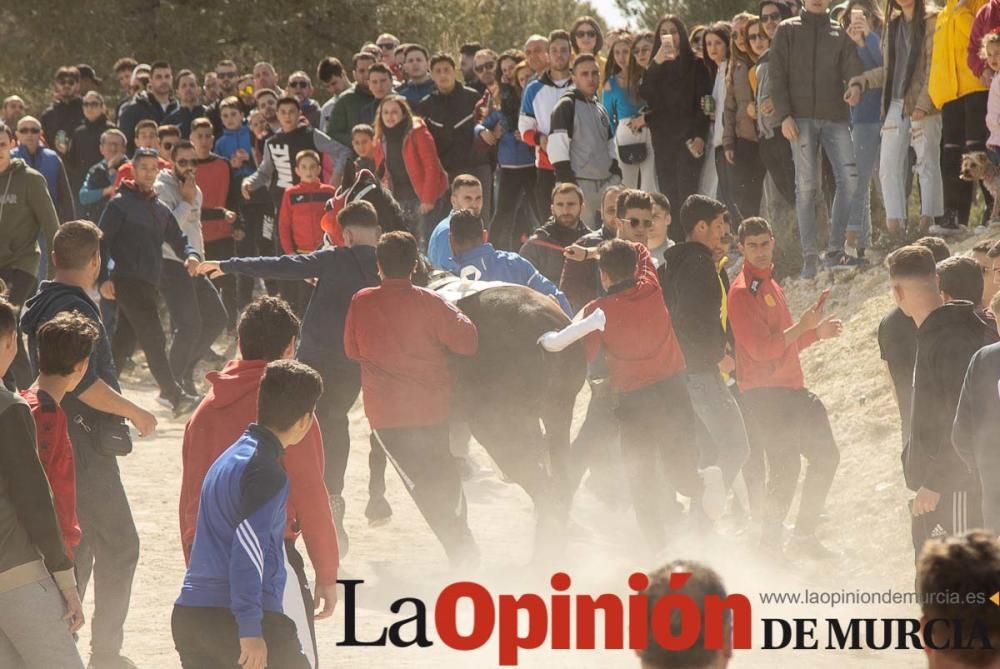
[67,114,115,193]
[519,217,590,285]
[21,280,121,426]
[40,97,84,156]
[659,241,727,373]
[118,90,179,154]
[904,301,991,493]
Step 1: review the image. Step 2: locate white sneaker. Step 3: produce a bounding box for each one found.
[699,466,726,521]
[974,224,989,235]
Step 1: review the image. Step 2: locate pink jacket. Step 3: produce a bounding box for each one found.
[988,74,1000,147]
[969,0,1000,77]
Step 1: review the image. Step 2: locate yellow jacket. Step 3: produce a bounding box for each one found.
[929,0,989,107]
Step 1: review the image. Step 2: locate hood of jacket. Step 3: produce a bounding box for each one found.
[116,178,155,199]
[202,359,268,410]
[919,300,992,338]
[21,281,99,338]
[662,239,713,268]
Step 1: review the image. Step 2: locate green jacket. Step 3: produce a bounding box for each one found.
[0,159,60,278]
[325,85,375,148]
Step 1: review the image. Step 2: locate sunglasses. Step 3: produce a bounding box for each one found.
[626,217,654,229]
[174,158,195,167]
[576,30,597,38]
[378,42,398,50]
[288,80,309,89]
[217,71,238,79]
[474,61,496,73]
[17,127,41,134]
[762,12,782,22]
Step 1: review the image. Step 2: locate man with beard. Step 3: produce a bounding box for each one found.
[163,69,207,138]
[520,181,589,284]
[205,60,242,136]
[66,91,114,201]
[118,61,179,154]
[41,66,85,160]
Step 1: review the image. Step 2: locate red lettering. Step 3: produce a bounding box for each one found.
[577,594,624,649]
[628,572,650,650]
[435,582,494,651]
[651,573,701,651]
[498,594,548,665]
[705,593,753,649]
[550,573,571,649]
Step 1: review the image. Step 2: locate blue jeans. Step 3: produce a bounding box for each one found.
[788,119,859,256]
[684,371,750,491]
[849,121,881,249]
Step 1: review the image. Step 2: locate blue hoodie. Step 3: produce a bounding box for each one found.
[452,242,572,315]
[213,124,257,181]
[176,424,289,638]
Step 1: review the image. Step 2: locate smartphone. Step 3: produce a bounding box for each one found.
[851,8,865,23]
[662,34,674,51]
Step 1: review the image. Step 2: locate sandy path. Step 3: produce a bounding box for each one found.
[72,250,953,668]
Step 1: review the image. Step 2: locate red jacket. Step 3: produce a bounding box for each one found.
[195,154,236,243]
[22,389,80,556]
[372,120,449,206]
[727,262,817,392]
[279,181,336,254]
[582,244,686,392]
[969,0,1000,77]
[344,279,478,429]
[178,359,339,585]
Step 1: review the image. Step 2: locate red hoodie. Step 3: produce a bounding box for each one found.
[21,389,80,556]
[179,359,339,585]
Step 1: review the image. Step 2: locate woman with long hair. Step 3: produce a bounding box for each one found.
[723,14,766,219]
[484,60,539,251]
[689,24,708,60]
[699,22,735,210]
[640,15,712,241]
[849,0,941,240]
[602,31,658,190]
[498,49,525,86]
[929,0,991,232]
[371,94,448,243]
[571,16,607,70]
[842,0,884,258]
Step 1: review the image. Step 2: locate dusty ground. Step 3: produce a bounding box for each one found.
[73,234,996,668]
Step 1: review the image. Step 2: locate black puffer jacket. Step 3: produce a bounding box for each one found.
[519,218,589,285]
[416,84,488,173]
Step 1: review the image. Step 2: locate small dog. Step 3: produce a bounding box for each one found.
[959,151,1000,224]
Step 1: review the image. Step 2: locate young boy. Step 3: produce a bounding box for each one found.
[172,359,323,669]
[0,299,85,668]
[278,150,337,314]
[214,96,257,181]
[113,119,171,186]
[343,123,376,187]
[279,150,335,256]
[22,311,99,557]
[581,236,724,551]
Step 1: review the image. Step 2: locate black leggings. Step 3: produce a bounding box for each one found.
[535,168,557,221]
[112,276,181,401]
[490,166,538,251]
[942,91,992,226]
[729,138,766,219]
[758,134,797,208]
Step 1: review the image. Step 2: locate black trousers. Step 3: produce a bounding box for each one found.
[204,238,238,329]
[570,379,622,494]
[942,91,993,226]
[730,138,766,219]
[172,606,309,669]
[160,261,228,385]
[111,276,181,401]
[652,136,703,243]
[616,375,702,549]
[239,198,278,300]
[714,145,742,223]
[69,417,140,659]
[373,423,476,565]
[740,387,840,544]
[0,267,37,389]
[910,490,983,564]
[535,168,557,221]
[490,166,538,251]
[758,134,797,208]
[300,357,386,500]
[285,540,317,667]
